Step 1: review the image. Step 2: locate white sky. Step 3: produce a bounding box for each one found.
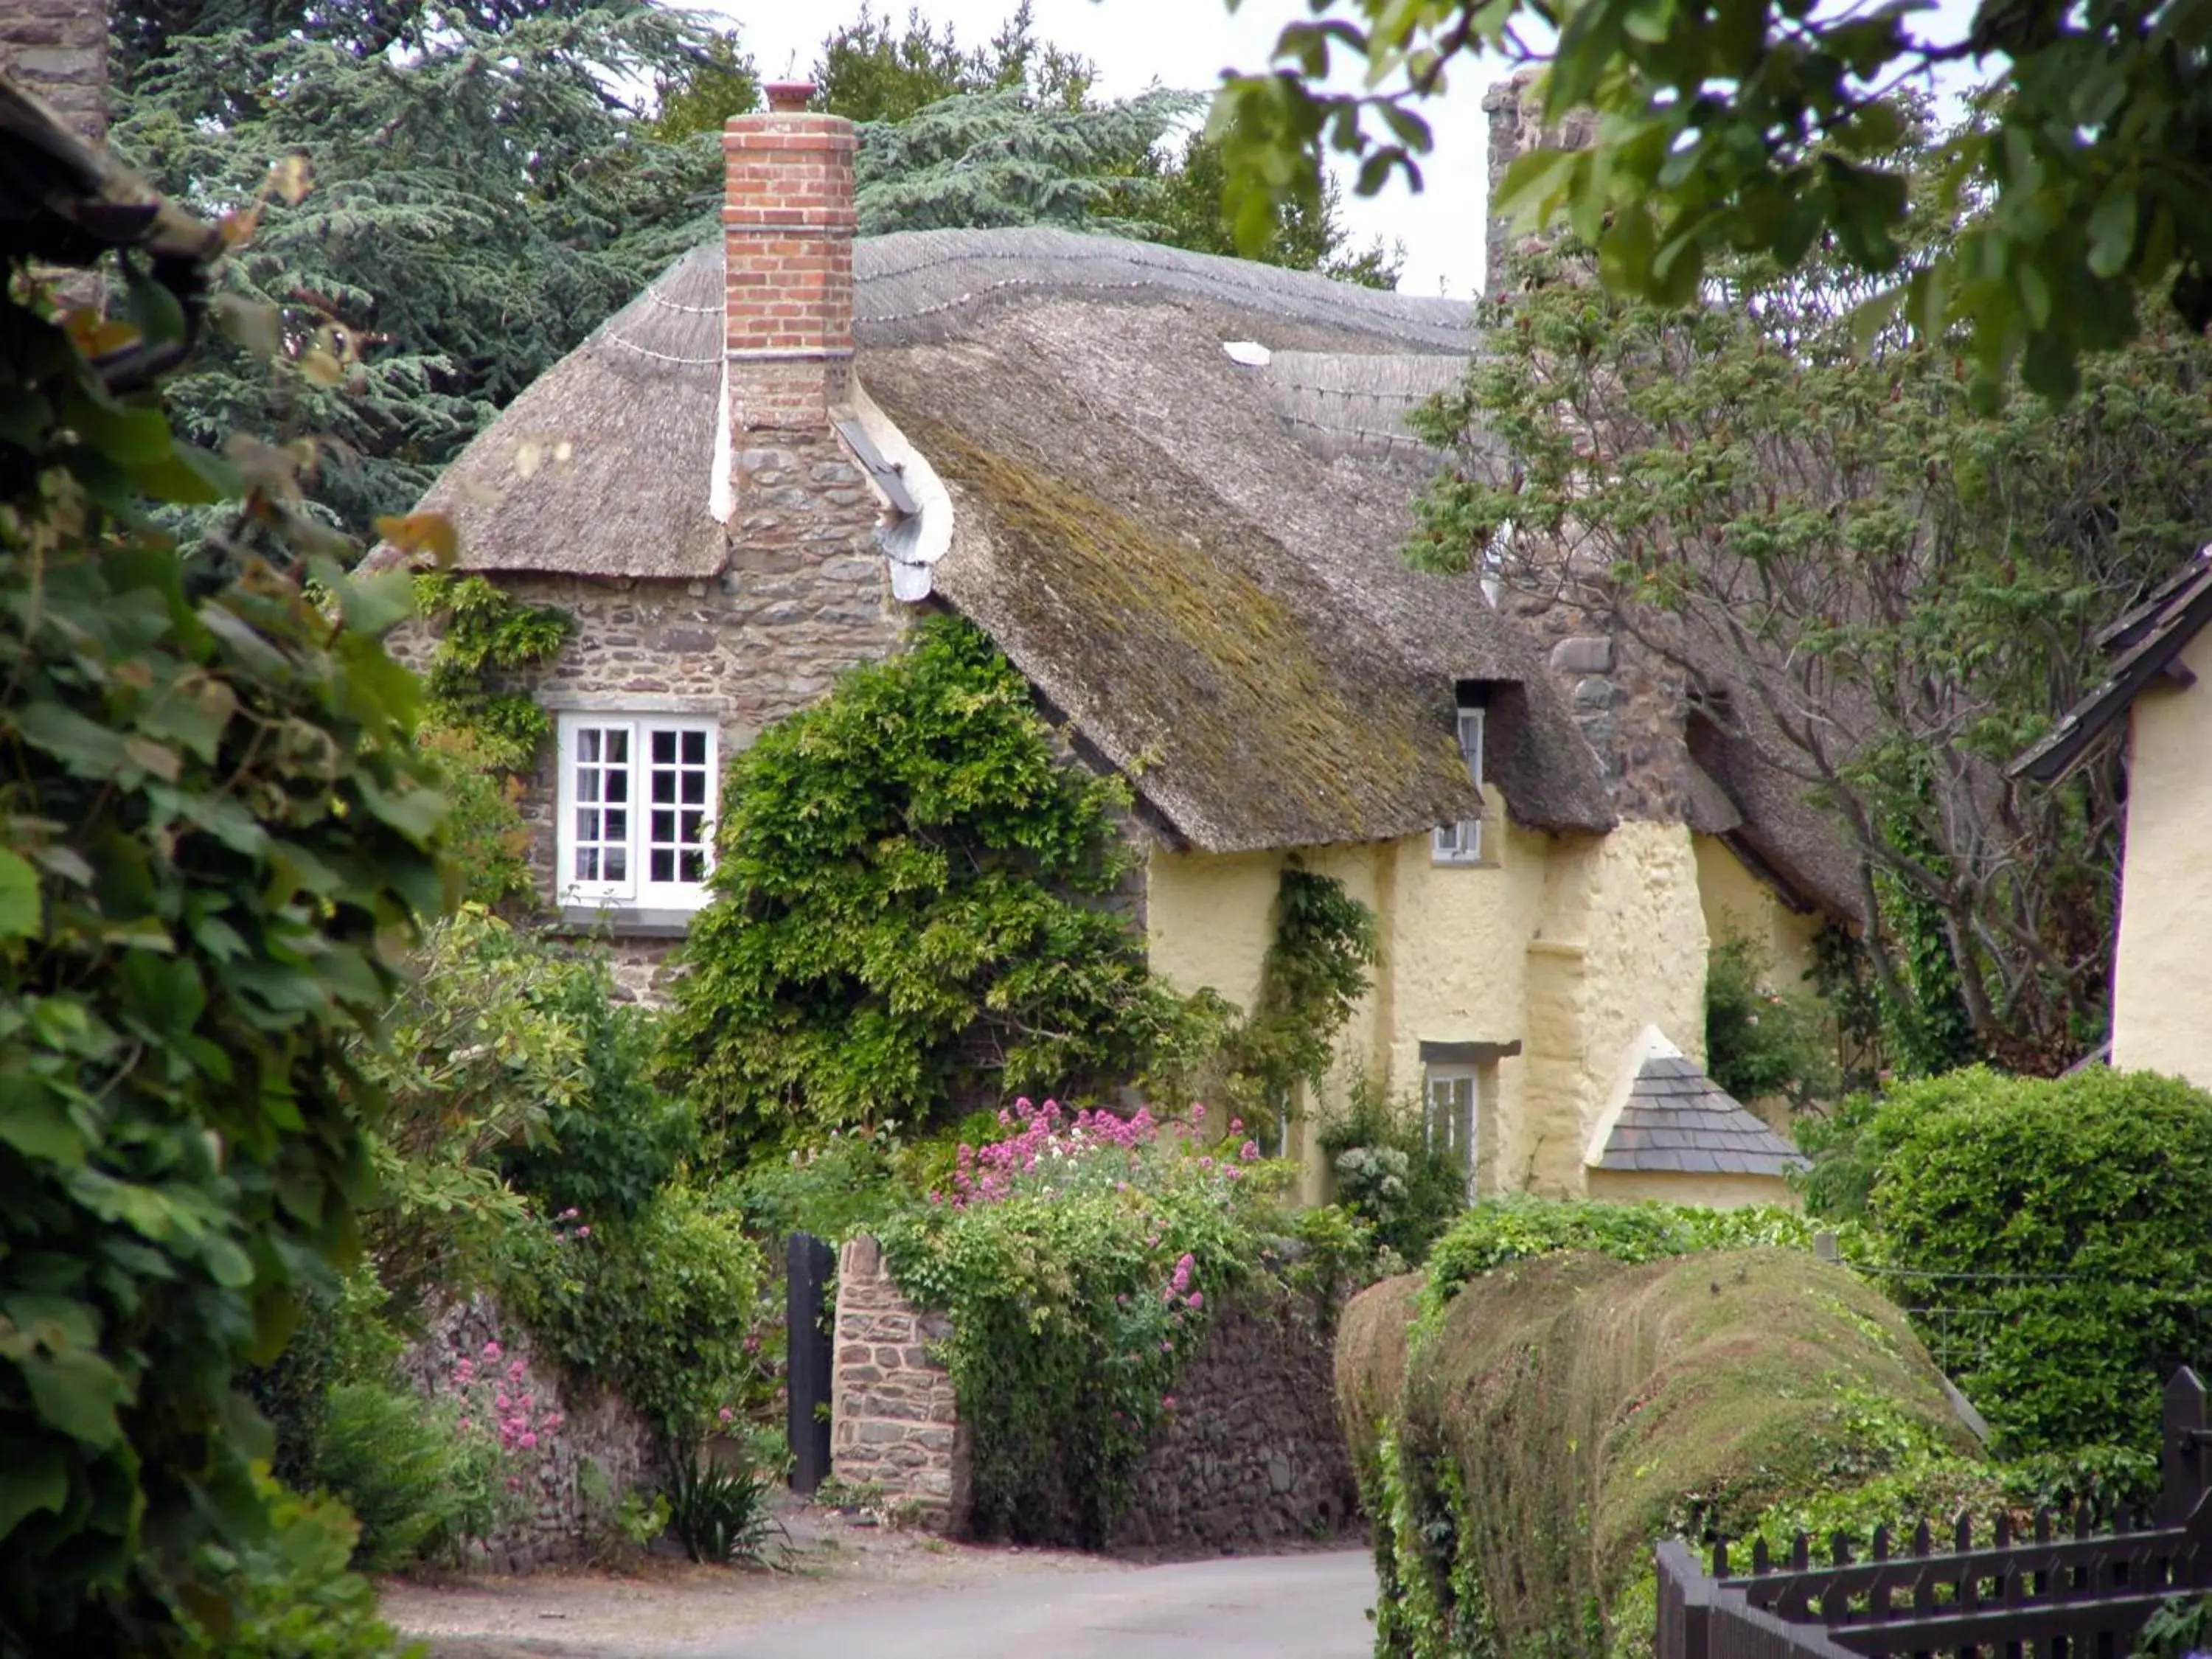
[705,0,1990,302]
[707,0,1509,298]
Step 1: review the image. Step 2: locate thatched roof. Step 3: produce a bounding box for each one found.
[1686,711,1865,927]
[383,226,1614,848]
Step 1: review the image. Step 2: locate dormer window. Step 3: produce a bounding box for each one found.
[1433,688,1487,864]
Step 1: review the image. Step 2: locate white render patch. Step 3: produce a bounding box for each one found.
[709,358,734,524]
[846,380,952,603]
[1222,339,1273,367]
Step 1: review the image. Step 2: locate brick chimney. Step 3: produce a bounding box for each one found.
[723,85,856,433]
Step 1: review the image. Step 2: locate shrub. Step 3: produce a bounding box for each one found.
[1419,1194,1853,1317]
[665,1452,781,1567]
[1704,932,1840,1108]
[186,1472,421,1659]
[500,1183,771,1444]
[1851,1065,2212,1457]
[0,243,451,1644]
[1316,1074,1466,1265]
[312,1382,478,1571]
[880,1099,1284,1545]
[727,1125,920,1245]
[1342,1250,1980,1659]
[497,957,695,1226]
[658,616,1192,1155]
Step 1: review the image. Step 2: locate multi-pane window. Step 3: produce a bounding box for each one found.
[557,714,717,908]
[1424,1063,1477,1181]
[1433,703,1486,863]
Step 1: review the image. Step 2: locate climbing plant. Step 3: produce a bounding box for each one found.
[658,615,1194,1156]
[408,571,571,909]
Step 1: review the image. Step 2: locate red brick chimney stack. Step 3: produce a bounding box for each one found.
[722,86,856,432]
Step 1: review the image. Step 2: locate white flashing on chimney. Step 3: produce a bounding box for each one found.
[1582,1023,1683,1169]
[844,382,951,603]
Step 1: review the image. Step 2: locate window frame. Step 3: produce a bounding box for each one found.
[555,712,720,911]
[1422,1061,1478,1185]
[1433,702,1486,864]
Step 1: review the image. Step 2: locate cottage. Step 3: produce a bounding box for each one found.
[377,85,1851,1206]
[2011,549,2212,1088]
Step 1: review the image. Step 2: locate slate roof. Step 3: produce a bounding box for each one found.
[2010,547,2212,785]
[1592,1053,1809,1178]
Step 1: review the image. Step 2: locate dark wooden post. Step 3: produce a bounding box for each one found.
[786,1231,835,1495]
[2160,1367,2208,1525]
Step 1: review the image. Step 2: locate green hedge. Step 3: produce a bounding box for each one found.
[1840,1066,2212,1457]
[1342,1246,1978,1659]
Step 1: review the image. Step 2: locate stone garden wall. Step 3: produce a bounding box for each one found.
[829,1237,968,1528]
[828,1239,1360,1553]
[398,1294,658,1572]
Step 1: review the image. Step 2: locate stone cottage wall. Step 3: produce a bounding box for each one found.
[2,0,107,145]
[398,1294,658,1572]
[828,1238,1359,1554]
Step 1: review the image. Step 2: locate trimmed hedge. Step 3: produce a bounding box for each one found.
[1340,1240,1977,1658]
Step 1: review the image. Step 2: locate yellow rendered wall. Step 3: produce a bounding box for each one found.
[1585,1167,1800,1211]
[1509,821,1711,1197]
[1694,835,1823,993]
[2112,625,2212,1088]
[1147,805,1714,1206]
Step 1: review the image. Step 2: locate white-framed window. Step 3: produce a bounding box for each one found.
[1433,703,1486,863]
[1424,1062,1477,1178]
[555,713,718,910]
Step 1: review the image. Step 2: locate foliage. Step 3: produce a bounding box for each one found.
[495,959,694,1228]
[1344,1248,1979,1659]
[351,908,584,1313]
[1211,0,2212,403]
[644,26,759,142]
[0,225,450,1646]
[311,1382,479,1571]
[1704,934,1840,1109]
[2132,1594,2212,1659]
[664,1452,782,1567]
[498,1183,771,1444]
[1405,123,2212,1069]
[852,87,1201,238]
[880,1105,1287,1544]
[725,1127,920,1245]
[659,616,1193,1154]
[1419,1196,1852,1320]
[113,2,722,538]
[1848,1065,2212,1458]
[186,1471,420,1659]
[817,0,1093,122]
[1316,1074,1465,1265]
[243,1265,400,1492]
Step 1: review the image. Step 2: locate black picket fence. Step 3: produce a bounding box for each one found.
[1658,1369,2212,1659]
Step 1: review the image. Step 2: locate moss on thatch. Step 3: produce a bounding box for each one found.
[897,414,1469,852]
[1339,1249,1978,1658]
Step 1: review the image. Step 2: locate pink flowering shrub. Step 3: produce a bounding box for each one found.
[434,1335,571,1545]
[883,1097,1291,1545]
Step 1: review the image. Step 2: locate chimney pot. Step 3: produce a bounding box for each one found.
[764,80,815,114]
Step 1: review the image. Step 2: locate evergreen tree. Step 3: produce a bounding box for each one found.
[113,2,720,537]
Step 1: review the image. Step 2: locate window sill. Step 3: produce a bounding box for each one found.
[1430,856,1501,870]
[557,905,702,939]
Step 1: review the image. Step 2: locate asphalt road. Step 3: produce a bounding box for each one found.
[691,1549,1379,1659]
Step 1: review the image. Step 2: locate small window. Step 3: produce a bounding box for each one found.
[557,713,718,909]
[1424,1062,1477,1181]
[1433,702,1486,863]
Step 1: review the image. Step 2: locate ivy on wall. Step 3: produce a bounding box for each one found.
[409,572,573,909]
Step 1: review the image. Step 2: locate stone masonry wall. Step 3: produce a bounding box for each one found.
[1109,1273,1360,1555]
[830,1237,968,1528]
[2,0,107,145]
[397,1294,658,1572]
[829,1239,1359,1554]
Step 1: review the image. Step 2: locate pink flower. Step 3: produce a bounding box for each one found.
[1240,1140,1260,1161]
[560,1208,580,1220]
[496,1392,511,1410]
[1191,1103,1206,1121]
[1230,1118,1244,1133]
[483,1340,502,1360]
[520,1431,539,1450]
[577,1225,591,1237]
[1198,1156,1213,1170]
[457,1416,472,1433]
[719,1406,735,1425]
[508,1360,526,1382]
[1187,1292,1203,1310]
[1163,1394,1178,1410]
